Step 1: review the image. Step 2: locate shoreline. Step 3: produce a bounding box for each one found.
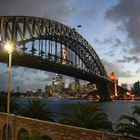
[16,96,140,101]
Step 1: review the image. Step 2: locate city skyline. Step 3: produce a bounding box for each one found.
[0,0,140,91]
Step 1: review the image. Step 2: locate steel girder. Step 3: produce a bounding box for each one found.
[0,16,107,77]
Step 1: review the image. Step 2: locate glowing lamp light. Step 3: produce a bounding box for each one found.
[4,42,13,53]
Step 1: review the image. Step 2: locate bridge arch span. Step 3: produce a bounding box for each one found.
[0,16,107,78]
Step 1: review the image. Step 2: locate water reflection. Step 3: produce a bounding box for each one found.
[16,98,140,125]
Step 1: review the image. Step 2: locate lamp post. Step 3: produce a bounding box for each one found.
[4,42,13,140]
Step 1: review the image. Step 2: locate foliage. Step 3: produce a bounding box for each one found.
[20,133,41,140]
[131,81,140,96]
[0,95,19,113]
[18,99,54,122]
[60,104,113,132]
[116,106,140,137]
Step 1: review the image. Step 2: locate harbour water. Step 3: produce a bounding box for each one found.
[16,98,140,127]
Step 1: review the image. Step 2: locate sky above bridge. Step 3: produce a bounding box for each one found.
[0,0,140,91]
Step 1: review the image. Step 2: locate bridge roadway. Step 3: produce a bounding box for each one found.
[0,53,110,83]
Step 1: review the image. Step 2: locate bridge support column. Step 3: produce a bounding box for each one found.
[97,82,111,101]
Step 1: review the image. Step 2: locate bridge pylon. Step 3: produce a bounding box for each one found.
[96,82,111,101]
[109,72,118,98]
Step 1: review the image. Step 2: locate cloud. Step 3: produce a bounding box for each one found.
[94,37,113,45]
[117,56,140,64]
[0,0,80,24]
[94,37,130,57]
[102,59,133,78]
[0,63,51,92]
[0,0,97,26]
[0,62,75,92]
[105,0,140,54]
[136,68,140,74]
[113,38,121,48]
[0,73,8,91]
[94,37,129,48]
[122,48,129,54]
[103,50,114,57]
[0,64,27,92]
[75,2,96,25]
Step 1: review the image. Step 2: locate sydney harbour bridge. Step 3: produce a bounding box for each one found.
[0,16,126,101]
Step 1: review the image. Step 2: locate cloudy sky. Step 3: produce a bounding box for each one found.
[0,0,140,91]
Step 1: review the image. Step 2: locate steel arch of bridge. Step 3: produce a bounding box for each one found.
[0,16,107,78]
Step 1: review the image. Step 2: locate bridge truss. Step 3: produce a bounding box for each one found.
[0,16,107,77]
[0,16,115,101]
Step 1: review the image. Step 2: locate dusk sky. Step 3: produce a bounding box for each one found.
[0,0,140,92]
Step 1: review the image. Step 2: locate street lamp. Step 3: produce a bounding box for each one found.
[4,42,13,140]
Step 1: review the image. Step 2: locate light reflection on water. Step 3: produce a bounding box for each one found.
[16,98,140,126]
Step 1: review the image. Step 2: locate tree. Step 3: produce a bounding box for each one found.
[116,106,140,137]
[0,95,19,113]
[60,104,113,132]
[18,100,54,122]
[131,81,140,96]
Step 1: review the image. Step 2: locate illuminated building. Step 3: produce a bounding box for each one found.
[45,85,53,97]
[69,78,81,93]
[69,82,79,93]
[52,74,65,92]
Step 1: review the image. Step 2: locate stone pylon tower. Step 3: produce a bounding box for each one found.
[109,72,118,97]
